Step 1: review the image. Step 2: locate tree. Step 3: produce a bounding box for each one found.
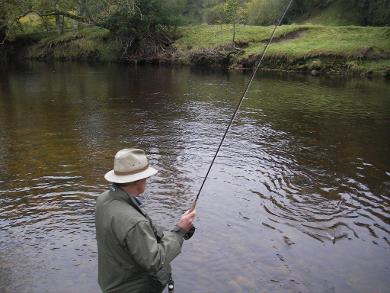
[0,8,6,45]
[0,0,35,38]
[353,0,390,26]
[183,0,204,23]
[205,3,225,25]
[247,0,290,25]
[6,0,186,53]
[224,0,239,42]
[93,0,185,55]
[237,4,248,24]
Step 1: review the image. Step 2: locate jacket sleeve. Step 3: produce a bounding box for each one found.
[125,220,184,272]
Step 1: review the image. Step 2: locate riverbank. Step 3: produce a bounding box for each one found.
[8,24,390,78]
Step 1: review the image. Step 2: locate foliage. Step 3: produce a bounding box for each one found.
[246,0,390,26]
[0,0,32,36]
[1,0,188,55]
[224,0,240,42]
[224,0,239,23]
[97,0,183,35]
[246,0,287,25]
[182,0,205,23]
[2,0,389,59]
[205,4,225,24]
[2,0,389,43]
[355,0,390,26]
[76,0,187,55]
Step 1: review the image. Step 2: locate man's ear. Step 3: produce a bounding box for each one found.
[135,179,145,187]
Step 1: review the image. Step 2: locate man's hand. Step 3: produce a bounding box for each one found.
[177,208,196,232]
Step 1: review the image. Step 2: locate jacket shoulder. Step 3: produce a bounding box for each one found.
[96,190,147,243]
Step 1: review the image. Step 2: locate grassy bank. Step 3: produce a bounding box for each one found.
[12,24,390,77]
[175,24,390,77]
[14,28,121,62]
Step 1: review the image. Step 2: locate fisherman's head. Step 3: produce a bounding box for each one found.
[104,148,158,195]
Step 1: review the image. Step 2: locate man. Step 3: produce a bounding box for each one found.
[95,148,196,293]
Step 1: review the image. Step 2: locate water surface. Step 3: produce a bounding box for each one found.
[0,62,389,292]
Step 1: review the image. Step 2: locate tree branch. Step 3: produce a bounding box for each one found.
[38,10,89,23]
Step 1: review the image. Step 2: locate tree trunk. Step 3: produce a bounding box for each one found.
[232,21,236,43]
[55,14,61,34]
[0,15,6,43]
[61,15,65,34]
[77,2,85,30]
[0,25,5,43]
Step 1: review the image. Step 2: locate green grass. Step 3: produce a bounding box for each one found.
[13,24,390,76]
[26,27,121,62]
[175,24,301,50]
[352,60,390,74]
[37,27,110,46]
[250,25,390,59]
[174,24,390,75]
[177,24,390,59]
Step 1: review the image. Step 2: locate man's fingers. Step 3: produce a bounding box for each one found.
[184,208,196,215]
[182,208,196,225]
[186,209,196,217]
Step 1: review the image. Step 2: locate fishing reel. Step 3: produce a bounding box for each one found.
[184,226,196,240]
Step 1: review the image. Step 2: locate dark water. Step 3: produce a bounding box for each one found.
[0,62,389,293]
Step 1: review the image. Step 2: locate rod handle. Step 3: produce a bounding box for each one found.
[189,201,196,212]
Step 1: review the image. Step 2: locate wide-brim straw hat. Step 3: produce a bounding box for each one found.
[104,148,158,183]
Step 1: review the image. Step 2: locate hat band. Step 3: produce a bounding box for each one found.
[114,164,149,176]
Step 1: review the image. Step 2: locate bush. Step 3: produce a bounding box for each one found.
[246,0,291,25]
[205,4,225,24]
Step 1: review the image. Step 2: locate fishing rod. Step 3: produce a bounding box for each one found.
[190,0,294,211]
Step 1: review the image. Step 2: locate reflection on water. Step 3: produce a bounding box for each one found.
[0,62,389,293]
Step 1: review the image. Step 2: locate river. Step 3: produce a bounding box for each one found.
[0,62,389,293]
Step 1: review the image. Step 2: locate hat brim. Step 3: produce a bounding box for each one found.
[104,166,158,183]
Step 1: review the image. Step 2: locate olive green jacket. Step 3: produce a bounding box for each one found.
[95,186,185,293]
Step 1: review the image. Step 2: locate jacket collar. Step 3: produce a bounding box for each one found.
[110,184,146,217]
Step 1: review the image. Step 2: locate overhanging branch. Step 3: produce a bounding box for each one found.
[36,10,107,29]
[38,10,89,23]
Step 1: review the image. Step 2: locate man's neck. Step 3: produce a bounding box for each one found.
[112,185,145,213]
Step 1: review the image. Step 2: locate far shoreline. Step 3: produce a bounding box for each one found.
[3,24,390,79]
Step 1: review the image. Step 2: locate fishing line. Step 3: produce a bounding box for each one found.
[191,0,294,209]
